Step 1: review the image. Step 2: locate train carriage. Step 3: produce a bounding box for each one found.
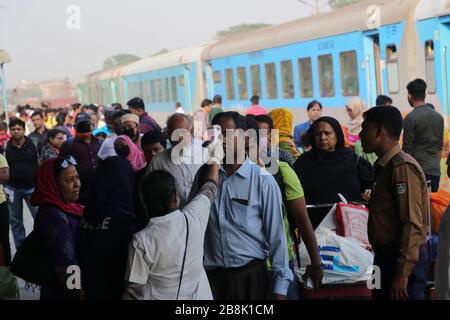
[121,43,213,124]
[414,0,450,121]
[78,0,450,126]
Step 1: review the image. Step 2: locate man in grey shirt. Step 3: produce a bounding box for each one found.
[403,78,444,192]
[146,113,208,208]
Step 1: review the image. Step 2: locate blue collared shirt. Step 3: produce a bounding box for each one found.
[204,159,293,295]
[293,121,312,148]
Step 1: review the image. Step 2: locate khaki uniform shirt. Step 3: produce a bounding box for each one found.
[368,145,428,278]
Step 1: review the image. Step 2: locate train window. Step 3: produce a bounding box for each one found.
[298,58,314,98]
[127,83,133,98]
[265,63,278,99]
[318,54,335,97]
[237,67,248,100]
[340,51,359,96]
[164,78,170,102]
[138,82,144,98]
[156,79,163,102]
[150,80,156,102]
[171,77,178,101]
[143,80,151,103]
[425,40,436,94]
[250,65,262,97]
[225,68,235,100]
[281,60,295,99]
[386,45,399,93]
[213,71,222,84]
[128,83,137,99]
[179,75,185,87]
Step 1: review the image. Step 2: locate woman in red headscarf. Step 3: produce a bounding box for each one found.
[31,156,85,300]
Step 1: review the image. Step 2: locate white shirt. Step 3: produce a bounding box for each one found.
[175,107,185,114]
[97,133,118,160]
[124,193,213,300]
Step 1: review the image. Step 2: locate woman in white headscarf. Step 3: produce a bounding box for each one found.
[345,97,377,165]
[345,97,366,145]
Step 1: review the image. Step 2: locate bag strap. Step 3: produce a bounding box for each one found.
[176,213,189,300]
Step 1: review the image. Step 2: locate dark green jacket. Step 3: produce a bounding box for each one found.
[403,103,444,176]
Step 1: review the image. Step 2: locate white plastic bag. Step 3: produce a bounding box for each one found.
[295,227,374,285]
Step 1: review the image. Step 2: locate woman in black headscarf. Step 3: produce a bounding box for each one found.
[76,155,140,300]
[293,116,374,229]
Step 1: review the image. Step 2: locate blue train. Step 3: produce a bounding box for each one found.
[78,0,450,125]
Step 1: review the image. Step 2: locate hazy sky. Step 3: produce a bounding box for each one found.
[0,0,329,88]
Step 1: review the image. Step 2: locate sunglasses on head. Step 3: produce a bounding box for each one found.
[59,156,78,169]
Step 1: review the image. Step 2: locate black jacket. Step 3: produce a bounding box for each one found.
[5,137,38,189]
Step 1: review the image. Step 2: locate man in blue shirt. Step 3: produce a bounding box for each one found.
[203,111,292,300]
[293,100,322,148]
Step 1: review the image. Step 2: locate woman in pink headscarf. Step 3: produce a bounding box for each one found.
[113,135,146,172]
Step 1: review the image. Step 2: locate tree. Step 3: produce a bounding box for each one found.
[215,23,272,38]
[328,0,363,9]
[102,54,140,70]
[149,49,169,57]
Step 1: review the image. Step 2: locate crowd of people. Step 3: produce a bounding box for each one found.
[0,77,450,301]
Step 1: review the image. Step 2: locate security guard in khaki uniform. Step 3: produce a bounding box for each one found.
[360,106,429,300]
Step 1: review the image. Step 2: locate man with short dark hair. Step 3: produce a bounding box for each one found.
[376,95,393,106]
[403,78,444,192]
[29,110,48,153]
[175,102,185,114]
[209,95,224,123]
[202,112,292,300]
[112,103,123,111]
[60,112,101,205]
[360,106,429,300]
[127,97,161,134]
[5,118,39,249]
[146,113,208,209]
[133,130,168,227]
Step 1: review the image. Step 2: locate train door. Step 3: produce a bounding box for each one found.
[110,81,117,104]
[364,32,383,106]
[183,65,193,113]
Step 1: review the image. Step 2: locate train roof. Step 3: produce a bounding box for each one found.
[203,0,429,60]
[416,0,450,21]
[122,42,213,77]
[98,65,127,82]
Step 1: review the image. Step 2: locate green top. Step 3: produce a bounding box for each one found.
[279,161,304,262]
[354,140,378,165]
[209,106,223,123]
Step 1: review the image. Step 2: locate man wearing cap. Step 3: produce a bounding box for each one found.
[127,97,161,135]
[60,112,101,205]
[120,113,142,147]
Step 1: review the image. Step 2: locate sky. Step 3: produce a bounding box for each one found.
[0,0,330,88]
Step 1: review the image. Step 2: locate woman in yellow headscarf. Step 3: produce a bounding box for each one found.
[268,108,301,160]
